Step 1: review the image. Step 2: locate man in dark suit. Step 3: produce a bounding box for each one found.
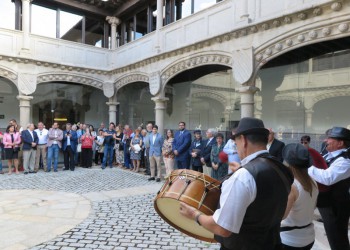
[62,123,78,171]
[201,128,217,175]
[22,123,39,174]
[173,121,191,169]
[267,128,285,162]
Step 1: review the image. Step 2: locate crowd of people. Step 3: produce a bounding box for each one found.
[0,117,349,250]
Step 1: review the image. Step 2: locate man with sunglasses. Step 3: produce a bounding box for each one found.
[34,122,48,172]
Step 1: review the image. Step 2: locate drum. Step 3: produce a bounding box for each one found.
[154,169,221,242]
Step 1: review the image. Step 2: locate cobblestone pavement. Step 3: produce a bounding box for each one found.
[32,194,221,250]
[0,168,150,194]
[0,167,337,249]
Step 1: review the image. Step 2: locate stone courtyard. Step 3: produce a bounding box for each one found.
[0,166,339,249]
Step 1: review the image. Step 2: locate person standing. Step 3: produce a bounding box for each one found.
[34,122,49,172]
[143,123,153,175]
[210,133,228,180]
[0,131,4,174]
[21,123,39,174]
[180,117,293,250]
[173,121,191,169]
[94,129,105,165]
[148,125,164,182]
[162,129,175,177]
[189,130,203,173]
[308,127,350,250]
[267,128,285,162]
[102,122,116,169]
[81,127,95,169]
[201,128,217,175]
[62,123,78,171]
[3,124,21,174]
[280,143,319,250]
[223,128,241,174]
[114,125,124,167]
[122,124,133,169]
[130,129,143,172]
[47,122,63,172]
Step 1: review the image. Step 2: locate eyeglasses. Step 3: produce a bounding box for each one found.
[300,141,309,144]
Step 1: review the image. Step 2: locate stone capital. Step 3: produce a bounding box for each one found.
[238,86,260,94]
[17,95,33,107]
[106,16,121,26]
[151,97,169,110]
[106,102,119,106]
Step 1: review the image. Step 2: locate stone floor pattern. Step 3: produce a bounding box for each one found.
[0,166,337,249]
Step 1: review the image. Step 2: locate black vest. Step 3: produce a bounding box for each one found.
[318,151,350,209]
[215,154,293,250]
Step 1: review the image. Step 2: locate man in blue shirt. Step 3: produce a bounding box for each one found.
[102,122,116,169]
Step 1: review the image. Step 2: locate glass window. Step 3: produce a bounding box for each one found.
[31,4,56,38]
[257,38,350,149]
[0,1,15,30]
[85,17,104,47]
[193,0,217,13]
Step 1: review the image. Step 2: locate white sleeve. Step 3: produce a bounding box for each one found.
[213,168,256,233]
[308,157,350,185]
[223,140,234,155]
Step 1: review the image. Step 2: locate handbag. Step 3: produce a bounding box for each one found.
[13,147,20,153]
[98,145,105,153]
[77,143,82,153]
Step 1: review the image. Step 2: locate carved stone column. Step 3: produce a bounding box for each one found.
[151,97,169,136]
[305,109,314,129]
[17,95,33,127]
[156,0,164,29]
[239,86,259,118]
[106,16,121,50]
[106,101,119,125]
[20,0,33,55]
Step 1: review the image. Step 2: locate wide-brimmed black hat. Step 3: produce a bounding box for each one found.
[328,127,350,141]
[234,117,269,138]
[282,143,313,169]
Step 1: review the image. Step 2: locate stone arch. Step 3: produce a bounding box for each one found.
[161,51,232,88]
[0,66,18,86]
[313,87,350,107]
[115,73,149,91]
[37,73,104,89]
[191,91,227,109]
[253,17,350,75]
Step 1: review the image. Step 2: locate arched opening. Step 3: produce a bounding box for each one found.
[0,76,19,130]
[257,36,350,145]
[117,82,154,128]
[32,82,108,128]
[165,65,239,131]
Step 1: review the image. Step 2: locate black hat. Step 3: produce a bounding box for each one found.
[234,117,269,138]
[193,130,201,134]
[282,143,312,169]
[327,127,350,141]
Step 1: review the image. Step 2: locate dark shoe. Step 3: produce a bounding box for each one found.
[46,170,51,172]
[54,170,58,172]
[0,171,4,174]
[70,169,74,171]
[145,172,151,176]
[148,177,155,181]
[156,178,161,182]
[29,171,35,174]
[24,172,28,175]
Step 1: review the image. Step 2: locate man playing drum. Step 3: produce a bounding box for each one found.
[180,117,293,250]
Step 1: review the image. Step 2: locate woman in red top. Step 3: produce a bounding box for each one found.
[81,127,95,168]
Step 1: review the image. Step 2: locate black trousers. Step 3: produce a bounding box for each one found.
[81,148,93,168]
[145,148,151,174]
[192,164,203,173]
[94,150,104,165]
[319,205,350,250]
[64,146,75,170]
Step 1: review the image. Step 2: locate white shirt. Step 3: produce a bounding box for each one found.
[223,139,241,174]
[308,149,350,185]
[28,129,34,140]
[280,179,318,247]
[212,150,268,233]
[35,128,48,145]
[152,134,157,145]
[66,131,71,146]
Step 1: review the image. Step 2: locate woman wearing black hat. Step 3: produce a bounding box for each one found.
[280,143,319,250]
[189,130,204,173]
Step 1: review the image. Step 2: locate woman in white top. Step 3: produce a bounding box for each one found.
[280,143,319,250]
